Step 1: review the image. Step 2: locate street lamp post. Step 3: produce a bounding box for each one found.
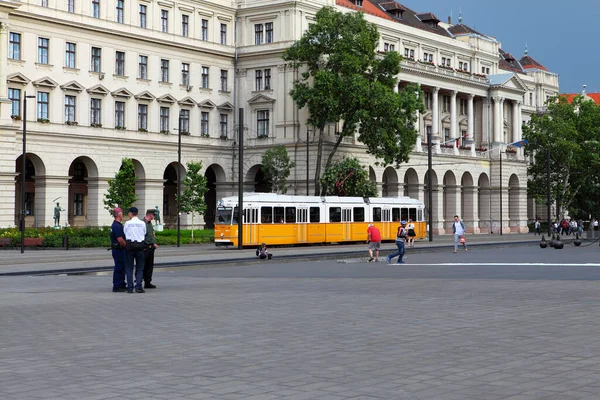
[546,148,551,236]
[238,108,244,250]
[20,92,35,254]
[176,112,182,247]
[499,149,503,236]
[427,128,433,242]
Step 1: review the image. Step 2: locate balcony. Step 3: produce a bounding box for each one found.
[402,59,489,84]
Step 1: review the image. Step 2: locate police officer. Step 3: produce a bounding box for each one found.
[110,207,127,292]
[142,209,159,289]
[123,207,146,293]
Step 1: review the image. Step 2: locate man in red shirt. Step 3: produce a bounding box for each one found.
[367,223,382,262]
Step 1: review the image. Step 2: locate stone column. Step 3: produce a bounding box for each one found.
[462,186,479,234]
[450,90,458,155]
[431,183,445,235]
[500,98,505,143]
[467,94,476,157]
[493,96,502,144]
[0,22,8,100]
[86,177,110,227]
[432,87,440,153]
[0,172,16,227]
[512,100,522,157]
[34,175,70,228]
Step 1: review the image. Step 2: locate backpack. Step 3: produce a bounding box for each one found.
[397,226,406,238]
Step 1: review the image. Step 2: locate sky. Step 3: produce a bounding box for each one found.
[399,0,599,94]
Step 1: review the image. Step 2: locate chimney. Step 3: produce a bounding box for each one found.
[448,16,452,24]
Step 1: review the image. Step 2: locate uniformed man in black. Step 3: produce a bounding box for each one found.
[109,207,127,292]
[142,209,159,289]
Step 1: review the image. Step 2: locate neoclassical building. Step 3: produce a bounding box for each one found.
[0,0,558,233]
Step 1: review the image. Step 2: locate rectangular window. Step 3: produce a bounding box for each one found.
[285,207,296,223]
[92,0,100,18]
[8,88,20,117]
[24,192,35,216]
[254,24,263,45]
[257,110,269,137]
[182,14,189,37]
[139,4,147,28]
[353,207,365,222]
[160,59,169,82]
[74,193,84,216]
[529,93,533,104]
[138,104,148,130]
[201,19,208,41]
[65,95,76,122]
[67,0,74,13]
[37,92,49,120]
[310,207,320,223]
[260,206,272,223]
[38,37,49,64]
[265,22,273,43]
[201,111,209,136]
[274,207,284,223]
[460,98,467,115]
[423,52,428,62]
[390,44,395,51]
[404,48,409,57]
[444,128,450,141]
[90,98,102,125]
[264,69,271,90]
[160,107,169,132]
[424,92,432,109]
[115,101,125,128]
[443,95,450,112]
[410,49,414,58]
[138,55,147,79]
[486,67,490,74]
[384,43,389,52]
[115,51,125,76]
[428,54,433,62]
[179,109,189,133]
[41,0,48,7]
[220,23,227,45]
[220,113,227,138]
[91,47,101,72]
[181,63,189,85]
[329,207,341,223]
[116,0,124,23]
[65,42,76,68]
[255,70,262,91]
[161,10,168,32]
[220,69,227,91]
[373,207,381,222]
[201,66,209,88]
[392,208,400,222]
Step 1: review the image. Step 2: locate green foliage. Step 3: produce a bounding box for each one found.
[283,7,422,195]
[103,158,138,215]
[320,156,377,197]
[178,161,209,243]
[523,95,600,218]
[261,145,296,194]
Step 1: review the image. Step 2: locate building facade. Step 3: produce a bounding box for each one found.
[0,0,559,233]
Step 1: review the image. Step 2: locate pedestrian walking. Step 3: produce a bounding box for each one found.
[406,219,416,247]
[123,207,146,293]
[109,207,127,292]
[386,221,406,264]
[452,215,467,253]
[578,219,583,236]
[534,219,540,235]
[367,223,382,262]
[142,209,159,289]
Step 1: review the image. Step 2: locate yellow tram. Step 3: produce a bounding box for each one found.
[214,193,426,247]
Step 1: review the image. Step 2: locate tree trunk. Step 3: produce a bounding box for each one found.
[191,213,195,243]
[321,130,346,196]
[313,127,325,196]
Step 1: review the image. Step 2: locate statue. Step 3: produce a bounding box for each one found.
[53,202,64,227]
[154,206,161,225]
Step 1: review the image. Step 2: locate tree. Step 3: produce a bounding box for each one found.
[283,6,423,195]
[523,95,600,218]
[320,156,377,197]
[261,145,296,194]
[103,158,138,215]
[178,161,208,242]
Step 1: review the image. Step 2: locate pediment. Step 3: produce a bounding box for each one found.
[111,87,133,98]
[157,94,177,104]
[177,96,196,106]
[488,73,528,93]
[248,94,275,105]
[86,84,110,96]
[60,80,85,92]
[134,90,156,101]
[198,99,217,109]
[7,72,30,85]
[33,76,59,89]
[217,101,234,111]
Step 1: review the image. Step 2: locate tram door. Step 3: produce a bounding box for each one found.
[342,207,352,241]
[382,208,392,237]
[244,207,259,246]
[297,207,308,243]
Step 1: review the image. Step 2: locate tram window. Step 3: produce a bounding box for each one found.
[261,206,272,223]
[401,208,409,222]
[274,207,284,223]
[392,208,400,222]
[418,209,423,221]
[353,207,365,222]
[373,207,382,222]
[285,207,296,223]
[329,207,341,222]
[409,208,417,222]
[232,207,239,224]
[310,207,320,222]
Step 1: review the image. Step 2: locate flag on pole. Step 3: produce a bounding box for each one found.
[512,139,528,148]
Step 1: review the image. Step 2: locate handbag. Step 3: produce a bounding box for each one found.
[459,235,466,244]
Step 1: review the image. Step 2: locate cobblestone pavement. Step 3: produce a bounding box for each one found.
[3,248,600,399]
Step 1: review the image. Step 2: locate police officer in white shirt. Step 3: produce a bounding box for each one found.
[124,207,147,293]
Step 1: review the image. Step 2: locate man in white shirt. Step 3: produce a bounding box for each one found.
[452,215,467,253]
[124,207,147,293]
